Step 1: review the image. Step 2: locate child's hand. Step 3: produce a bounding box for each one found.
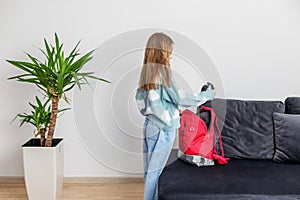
[208,85,216,97]
[213,88,217,97]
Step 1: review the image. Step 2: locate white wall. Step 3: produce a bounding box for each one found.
[1,0,300,177]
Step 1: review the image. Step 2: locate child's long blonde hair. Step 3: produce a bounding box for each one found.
[138,32,174,90]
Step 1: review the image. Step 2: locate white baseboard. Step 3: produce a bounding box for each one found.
[0,176,144,184]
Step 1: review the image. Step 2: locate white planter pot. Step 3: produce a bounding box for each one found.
[22,138,64,200]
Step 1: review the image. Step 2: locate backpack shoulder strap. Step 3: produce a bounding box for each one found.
[201,106,229,165]
[214,117,229,164]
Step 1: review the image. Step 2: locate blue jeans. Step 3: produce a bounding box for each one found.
[143,118,176,200]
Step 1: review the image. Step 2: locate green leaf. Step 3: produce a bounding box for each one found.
[81,76,94,90]
[70,50,94,72]
[66,40,81,66]
[29,102,36,109]
[36,84,48,94]
[66,51,80,67]
[37,47,48,59]
[9,114,19,125]
[7,74,33,80]
[35,96,43,108]
[17,78,40,84]
[71,71,81,90]
[6,60,33,74]
[39,63,56,77]
[44,38,51,56]
[84,74,111,83]
[57,73,63,95]
[47,47,55,71]
[60,56,66,75]
[43,98,50,109]
[63,83,76,93]
[58,107,71,112]
[26,53,41,66]
[55,33,60,52]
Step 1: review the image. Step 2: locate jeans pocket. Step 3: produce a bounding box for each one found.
[145,121,160,142]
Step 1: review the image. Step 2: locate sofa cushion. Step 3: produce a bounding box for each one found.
[285,97,300,114]
[273,113,300,163]
[200,99,285,159]
[159,157,300,200]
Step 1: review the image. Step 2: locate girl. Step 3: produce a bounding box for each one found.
[135,32,215,200]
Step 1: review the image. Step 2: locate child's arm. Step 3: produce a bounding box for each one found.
[162,78,214,107]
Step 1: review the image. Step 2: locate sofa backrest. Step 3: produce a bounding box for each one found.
[200,99,285,160]
[285,97,300,114]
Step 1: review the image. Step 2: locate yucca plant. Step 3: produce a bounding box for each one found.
[8,33,109,147]
[13,96,51,146]
[12,96,69,146]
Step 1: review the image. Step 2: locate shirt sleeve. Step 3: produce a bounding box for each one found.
[162,78,214,107]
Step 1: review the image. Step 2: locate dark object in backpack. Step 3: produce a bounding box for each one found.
[198,109,211,129]
[201,82,215,92]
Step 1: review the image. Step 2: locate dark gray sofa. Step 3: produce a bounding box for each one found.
[158,98,300,200]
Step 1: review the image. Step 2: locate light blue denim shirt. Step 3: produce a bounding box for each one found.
[135,78,214,131]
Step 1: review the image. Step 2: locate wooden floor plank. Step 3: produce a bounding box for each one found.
[0,177,144,200]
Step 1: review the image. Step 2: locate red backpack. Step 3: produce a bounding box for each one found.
[178,106,229,166]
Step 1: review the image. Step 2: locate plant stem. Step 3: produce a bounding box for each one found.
[45,95,59,147]
[40,128,46,146]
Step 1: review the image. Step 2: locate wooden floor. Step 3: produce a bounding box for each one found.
[0,177,144,200]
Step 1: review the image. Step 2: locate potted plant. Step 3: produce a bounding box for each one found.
[7,33,109,200]
[12,96,68,200]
